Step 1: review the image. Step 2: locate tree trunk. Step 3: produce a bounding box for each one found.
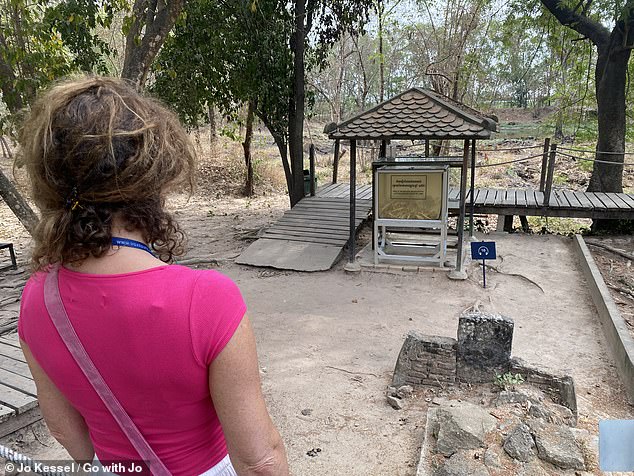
[208,104,217,145]
[332,139,340,184]
[121,0,184,86]
[0,168,38,235]
[587,38,629,193]
[242,101,255,197]
[377,0,385,102]
[288,0,306,207]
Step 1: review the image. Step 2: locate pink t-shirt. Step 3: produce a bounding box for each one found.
[18,265,246,475]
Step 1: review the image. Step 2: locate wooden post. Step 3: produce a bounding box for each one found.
[349,140,357,263]
[332,139,340,184]
[469,139,476,238]
[425,139,430,158]
[544,143,557,207]
[309,144,316,196]
[380,140,387,158]
[450,140,470,279]
[539,137,551,192]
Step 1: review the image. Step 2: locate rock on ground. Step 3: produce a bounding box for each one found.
[532,421,586,470]
[483,448,501,469]
[517,460,551,476]
[433,451,490,476]
[434,401,497,456]
[503,423,536,462]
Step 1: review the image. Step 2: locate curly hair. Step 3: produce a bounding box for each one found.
[18,75,196,270]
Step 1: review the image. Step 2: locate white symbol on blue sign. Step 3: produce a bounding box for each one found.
[471,241,496,260]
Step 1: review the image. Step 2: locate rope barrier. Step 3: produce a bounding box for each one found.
[474,152,544,168]
[558,146,634,156]
[477,144,544,152]
[556,150,634,166]
[0,444,68,476]
[392,142,544,154]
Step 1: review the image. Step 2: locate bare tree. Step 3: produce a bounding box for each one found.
[121,0,185,86]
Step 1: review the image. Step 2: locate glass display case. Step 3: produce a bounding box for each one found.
[373,165,449,266]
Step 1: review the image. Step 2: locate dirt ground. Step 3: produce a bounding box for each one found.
[2,124,634,474]
[586,236,634,342]
[1,189,633,475]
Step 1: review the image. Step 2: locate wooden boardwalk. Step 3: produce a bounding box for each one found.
[0,333,41,438]
[320,183,634,220]
[236,196,372,271]
[237,182,634,272]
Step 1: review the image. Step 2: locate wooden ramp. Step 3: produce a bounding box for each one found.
[0,333,41,437]
[236,195,372,271]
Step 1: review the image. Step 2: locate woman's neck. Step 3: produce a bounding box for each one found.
[65,219,166,275]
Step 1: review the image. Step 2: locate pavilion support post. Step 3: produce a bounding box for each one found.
[345,140,360,272]
[449,139,470,280]
[469,139,476,239]
[539,138,551,192]
[544,143,557,207]
[309,144,316,196]
[425,139,430,158]
[380,140,387,158]
[332,139,340,184]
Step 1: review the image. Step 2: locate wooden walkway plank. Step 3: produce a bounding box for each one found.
[534,191,545,207]
[525,189,537,207]
[0,368,36,396]
[484,189,498,207]
[0,383,38,413]
[0,342,26,363]
[276,218,353,231]
[553,190,570,208]
[260,233,347,246]
[610,193,633,209]
[618,193,634,208]
[0,335,20,349]
[267,226,350,240]
[586,192,607,210]
[0,405,15,425]
[562,190,583,209]
[572,191,594,209]
[616,193,634,208]
[595,192,622,209]
[0,355,31,376]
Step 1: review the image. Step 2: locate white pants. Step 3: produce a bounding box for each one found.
[91,454,237,476]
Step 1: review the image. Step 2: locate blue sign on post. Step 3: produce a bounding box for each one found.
[471,241,496,288]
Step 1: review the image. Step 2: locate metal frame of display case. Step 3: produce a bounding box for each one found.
[373,165,449,266]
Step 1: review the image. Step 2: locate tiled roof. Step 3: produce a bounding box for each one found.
[328,88,498,140]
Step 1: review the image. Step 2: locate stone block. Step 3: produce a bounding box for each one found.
[457,310,514,383]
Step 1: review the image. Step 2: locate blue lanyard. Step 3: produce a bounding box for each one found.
[111,237,154,256]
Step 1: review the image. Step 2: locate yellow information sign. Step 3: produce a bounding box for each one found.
[377,170,444,220]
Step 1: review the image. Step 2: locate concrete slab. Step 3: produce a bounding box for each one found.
[235,239,343,272]
[573,234,634,404]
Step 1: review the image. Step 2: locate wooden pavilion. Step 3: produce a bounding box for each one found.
[328,87,498,277]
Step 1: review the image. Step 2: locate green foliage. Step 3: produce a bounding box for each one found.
[151,0,372,166]
[151,0,293,136]
[527,216,591,235]
[494,372,525,390]
[0,0,122,135]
